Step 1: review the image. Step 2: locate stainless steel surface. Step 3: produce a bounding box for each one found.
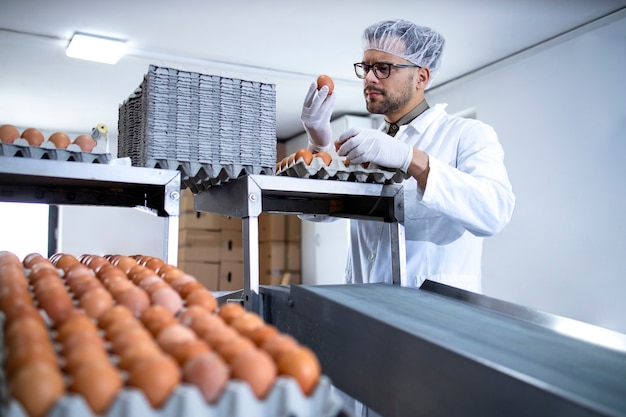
[261,283,626,417]
[0,156,181,262]
[193,174,406,310]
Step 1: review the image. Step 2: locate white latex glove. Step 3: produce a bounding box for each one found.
[336,128,414,172]
[300,82,336,152]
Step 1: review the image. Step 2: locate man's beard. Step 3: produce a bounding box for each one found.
[365,75,415,115]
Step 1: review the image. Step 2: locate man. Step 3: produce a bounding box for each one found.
[301,19,515,294]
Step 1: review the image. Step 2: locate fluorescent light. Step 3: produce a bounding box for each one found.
[66,32,127,64]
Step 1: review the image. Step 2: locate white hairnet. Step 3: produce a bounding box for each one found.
[362,19,445,83]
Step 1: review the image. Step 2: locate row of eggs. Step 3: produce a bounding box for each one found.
[0,124,96,152]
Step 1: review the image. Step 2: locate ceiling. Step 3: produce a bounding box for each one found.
[1,1,625,142]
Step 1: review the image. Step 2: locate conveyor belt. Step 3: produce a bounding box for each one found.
[261,283,626,417]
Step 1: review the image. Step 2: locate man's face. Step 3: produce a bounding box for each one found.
[360,50,422,118]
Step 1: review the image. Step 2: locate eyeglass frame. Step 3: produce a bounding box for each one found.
[353,61,422,79]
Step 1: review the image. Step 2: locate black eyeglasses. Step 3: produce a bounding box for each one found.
[353,62,422,79]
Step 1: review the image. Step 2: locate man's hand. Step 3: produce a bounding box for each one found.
[336,128,413,171]
[300,82,336,152]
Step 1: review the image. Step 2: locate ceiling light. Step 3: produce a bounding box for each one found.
[66,32,127,64]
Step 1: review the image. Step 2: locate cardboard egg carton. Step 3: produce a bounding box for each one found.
[2,376,341,417]
[0,141,112,164]
[276,153,409,184]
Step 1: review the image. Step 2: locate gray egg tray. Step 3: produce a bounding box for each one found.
[1,375,341,417]
[0,141,111,164]
[277,153,409,184]
[142,159,274,192]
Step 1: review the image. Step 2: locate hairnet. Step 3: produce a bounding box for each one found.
[362,19,445,84]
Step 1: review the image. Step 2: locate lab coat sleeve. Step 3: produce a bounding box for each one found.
[421,121,515,237]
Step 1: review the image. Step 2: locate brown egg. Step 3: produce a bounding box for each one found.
[189,313,227,336]
[316,74,334,95]
[156,324,197,352]
[73,134,96,152]
[230,312,264,335]
[294,148,314,165]
[69,362,122,414]
[3,303,45,328]
[20,127,45,146]
[217,301,246,324]
[104,316,144,342]
[63,344,110,375]
[182,351,229,403]
[36,288,75,324]
[114,286,150,317]
[185,289,217,312]
[61,329,107,356]
[246,324,279,347]
[117,340,162,370]
[167,339,211,365]
[178,305,211,327]
[79,287,114,319]
[144,257,165,272]
[51,253,79,270]
[157,265,185,283]
[127,354,181,408]
[277,346,321,396]
[109,327,154,356]
[230,348,277,399]
[97,304,134,330]
[170,274,199,293]
[150,287,183,315]
[202,325,239,350]
[55,312,98,343]
[178,281,206,298]
[111,255,138,275]
[0,124,20,144]
[215,336,256,364]
[261,333,299,362]
[314,151,332,166]
[22,252,47,268]
[48,132,71,149]
[141,304,177,336]
[5,344,59,378]
[9,362,65,417]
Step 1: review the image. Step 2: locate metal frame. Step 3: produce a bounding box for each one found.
[194,174,406,311]
[0,156,181,263]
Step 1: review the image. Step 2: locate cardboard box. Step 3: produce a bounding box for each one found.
[259,241,301,275]
[178,230,221,262]
[261,271,301,286]
[180,188,196,212]
[286,214,301,242]
[177,261,219,290]
[220,216,242,231]
[259,213,286,242]
[219,261,243,291]
[180,211,222,230]
[220,230,243,261]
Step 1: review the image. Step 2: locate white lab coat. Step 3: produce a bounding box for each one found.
[307,103,515,293]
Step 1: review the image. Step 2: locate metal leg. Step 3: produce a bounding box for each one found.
[242,215,260,312]
[389,220,406,286]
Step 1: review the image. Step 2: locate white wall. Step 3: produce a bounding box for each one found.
[426,11,626,333]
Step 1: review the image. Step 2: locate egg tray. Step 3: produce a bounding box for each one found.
[1,375,341,417]
[276,155,409,184]
[0,141,112,164]
[143,159,274,192]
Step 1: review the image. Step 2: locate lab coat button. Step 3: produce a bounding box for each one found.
[368,252,375,261]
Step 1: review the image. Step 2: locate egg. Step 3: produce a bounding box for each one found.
[63,344,110,374]
[114,286,150,317]
[156,323,197,352]
[9,362,65,417]
[79,287,114,319]
[5,344,59,379]
[0,124,20,144]
[314,151,332,166]
[189,313,227,336]
[20,127,45,146]
[294,148,314,165]
[230,348,277,399]
[215,336,255,364]
[109,327,154,356]
[202,325,239,349]
[117,340,162,370]
[127,354,181,408]
[185,289,217,312]
[277,346,321,396]
[217,301,246,324]
[72,134,96,152]
[140,304,177,335]
[316,74,335,95]
[182,351,229,403]
[246,324,279,347]
[178,305,211,327]
[167,339,211,365]
[261,333,299,362]
[68,362,122,415]
[230,312,264,335]
[97,304,134,330]
[150,287,183,315]
[48,132,71,149]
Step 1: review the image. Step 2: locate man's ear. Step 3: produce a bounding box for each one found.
[418,67,431,89]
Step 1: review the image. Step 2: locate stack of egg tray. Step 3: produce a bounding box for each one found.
[0,142,111,164]
[118,65,277,192]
